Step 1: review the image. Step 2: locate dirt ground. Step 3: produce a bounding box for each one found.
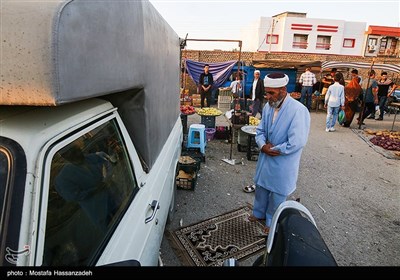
[160,107,400,267]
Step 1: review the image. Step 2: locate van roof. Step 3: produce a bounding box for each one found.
[1,0,182,170]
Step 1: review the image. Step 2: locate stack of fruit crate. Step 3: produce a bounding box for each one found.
[218,87,232,111]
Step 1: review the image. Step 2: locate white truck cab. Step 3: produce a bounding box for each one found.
[1,0,182,266]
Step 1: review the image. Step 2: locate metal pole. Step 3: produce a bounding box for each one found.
[237,41,245,111]
[268,19,274,53]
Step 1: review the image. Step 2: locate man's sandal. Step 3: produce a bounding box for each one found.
[248,215,264,222]
[243,184,255,193]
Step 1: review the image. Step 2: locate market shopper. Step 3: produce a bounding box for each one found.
[299,67,317,111]
[358,70,378,125]
[248,72,311,234]
[250,70,264,117]
[324,73,345,132]
[230,73,243,98]
[199,64,214,108]
[376,72,394,120]
[321,73,333,96]
[343,74,363,127]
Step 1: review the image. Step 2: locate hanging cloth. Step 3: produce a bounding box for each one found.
[185,59,238,89]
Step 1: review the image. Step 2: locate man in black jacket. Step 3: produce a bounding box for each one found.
[250,70,265,117]
[199,64,214,108]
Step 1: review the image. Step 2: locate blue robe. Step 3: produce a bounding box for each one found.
[254,94,310,196]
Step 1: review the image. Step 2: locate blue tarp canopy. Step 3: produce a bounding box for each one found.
[185,59,238,89]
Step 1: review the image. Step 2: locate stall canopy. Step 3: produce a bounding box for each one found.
[185,59,237,89]
[321,61,400,73]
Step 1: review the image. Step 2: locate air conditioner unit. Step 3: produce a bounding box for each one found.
[368,45,376,51]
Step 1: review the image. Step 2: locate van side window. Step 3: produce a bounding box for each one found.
[44,120,138,266]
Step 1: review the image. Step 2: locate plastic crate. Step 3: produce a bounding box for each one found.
[181,147,205,163]
[218,102,231,111]
[201,115,216,128]
[178,156,201,173]
[218,88,232,96]
[218,95,232,103]
[176,171,197,191]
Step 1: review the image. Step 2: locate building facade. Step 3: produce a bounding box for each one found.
[241,12,367,56]
[364,26,400,58]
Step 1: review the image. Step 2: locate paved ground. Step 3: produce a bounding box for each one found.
[160,105,400,267]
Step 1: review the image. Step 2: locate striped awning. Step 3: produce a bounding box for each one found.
[321,61,400,73]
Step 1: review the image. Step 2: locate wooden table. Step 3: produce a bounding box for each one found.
[388,102,400,131]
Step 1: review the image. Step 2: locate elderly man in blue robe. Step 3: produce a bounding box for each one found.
[248,72,311,234]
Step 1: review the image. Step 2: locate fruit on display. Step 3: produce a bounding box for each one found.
[370,135,400,151]
[364,129,400,151]
[180,105,196,115]
[195,107,223,116]
[249,116,260,126]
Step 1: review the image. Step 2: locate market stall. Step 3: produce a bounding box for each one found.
[321,60,400,129]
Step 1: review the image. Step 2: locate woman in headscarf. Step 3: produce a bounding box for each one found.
[343,75,362,127]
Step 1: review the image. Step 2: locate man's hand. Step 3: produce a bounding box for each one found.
[261,143,280,156]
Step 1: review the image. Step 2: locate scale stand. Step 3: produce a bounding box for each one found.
[222,138,236,165]
[222,113,237,165]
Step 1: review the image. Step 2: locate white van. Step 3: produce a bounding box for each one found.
[0,0,182,266]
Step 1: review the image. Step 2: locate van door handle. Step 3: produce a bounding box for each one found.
[145,200,160,224]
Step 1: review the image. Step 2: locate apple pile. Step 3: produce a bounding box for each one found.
[180,105,196,115]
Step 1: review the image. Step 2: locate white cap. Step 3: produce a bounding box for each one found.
[254,70,260,74]
[264,73,289,88]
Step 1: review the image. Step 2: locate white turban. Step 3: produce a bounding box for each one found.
[254,70,260,74]
[264,73,289,88]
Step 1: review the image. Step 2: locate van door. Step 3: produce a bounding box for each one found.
[35,114,152,266]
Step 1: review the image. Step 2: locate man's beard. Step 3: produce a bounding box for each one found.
[269,96,283,108]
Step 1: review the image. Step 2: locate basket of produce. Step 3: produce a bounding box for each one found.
[180,105,196,115]
[176,170,197,191]
[195,107,223,116]
[178,155,201,173]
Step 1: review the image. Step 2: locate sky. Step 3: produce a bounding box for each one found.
[149,0,400,50]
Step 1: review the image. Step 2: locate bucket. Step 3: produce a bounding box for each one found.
[205,128,216,141]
